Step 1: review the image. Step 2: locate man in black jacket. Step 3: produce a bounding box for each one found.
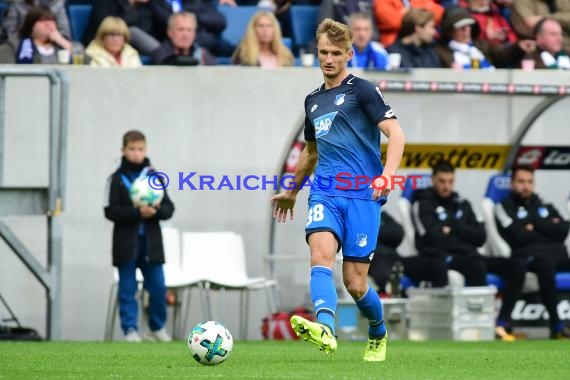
[151,12,215,65]
[369,211,449,295]
[413,160,526,340]
[495,165,570,339]
[150,0,232,56]
[104,130,175,342]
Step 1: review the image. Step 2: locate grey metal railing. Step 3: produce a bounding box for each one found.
[0,68,68,340]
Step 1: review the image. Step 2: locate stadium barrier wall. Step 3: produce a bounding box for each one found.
[0,67,568,340]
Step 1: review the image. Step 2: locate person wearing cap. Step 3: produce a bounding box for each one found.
[435,6,534,69]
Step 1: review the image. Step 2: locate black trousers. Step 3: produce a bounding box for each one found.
[518,243,570,331]
[369,251,527,326]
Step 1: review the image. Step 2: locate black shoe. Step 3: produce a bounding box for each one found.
[550,326,570,340]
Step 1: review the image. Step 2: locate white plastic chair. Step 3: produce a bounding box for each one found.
[181,231,278,339]
[161,226,207,339]
[104,226,205,341]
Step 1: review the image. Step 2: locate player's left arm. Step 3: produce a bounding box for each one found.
[376,118,405,199]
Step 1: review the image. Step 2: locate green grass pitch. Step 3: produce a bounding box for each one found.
[1,340,568,379]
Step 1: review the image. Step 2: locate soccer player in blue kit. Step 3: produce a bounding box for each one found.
[271,18,405,361]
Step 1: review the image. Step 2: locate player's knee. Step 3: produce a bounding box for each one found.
[344,280,367,299]
[310,250,336,267]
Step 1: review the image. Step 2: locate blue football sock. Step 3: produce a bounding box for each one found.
[355,286,386,339]
[310,266,337,334]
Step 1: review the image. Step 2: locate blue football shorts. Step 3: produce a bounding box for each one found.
[305,193,381,263]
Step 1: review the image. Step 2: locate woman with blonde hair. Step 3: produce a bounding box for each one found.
[231,11,294,67]
[85,16,141,68]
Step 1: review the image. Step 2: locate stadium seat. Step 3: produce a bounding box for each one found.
[282,37,292,51]
[0,3,7,25]
[217,5,259,47]
[478,174,570,293]
[397,173,431,257]
[289,6,319,49]
[181,231,278,339]
[104,226,204,341]
[398,173,469,288]
[480,174,511,258]
[68,4,92,42]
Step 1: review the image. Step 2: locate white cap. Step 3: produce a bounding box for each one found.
[454,18,476,29]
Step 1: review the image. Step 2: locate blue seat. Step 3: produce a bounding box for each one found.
[68,4,92,42]
[556,273,570,291]
[218,5,259,47]
[0,3,7,24]
[486,273,504,290]
[216,56,232,65]
[289,5,318,49]
[282,37,292,51]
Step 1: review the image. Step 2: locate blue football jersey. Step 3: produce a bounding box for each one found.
[304,74,396,199]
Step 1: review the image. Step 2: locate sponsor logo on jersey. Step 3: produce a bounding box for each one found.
[334,93,345,106]
[313,111,338,138]
[311,104,318,112]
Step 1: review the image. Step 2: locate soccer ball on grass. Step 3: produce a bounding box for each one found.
[188,321,233,366]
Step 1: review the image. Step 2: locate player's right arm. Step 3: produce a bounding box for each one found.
[271,140,318,222]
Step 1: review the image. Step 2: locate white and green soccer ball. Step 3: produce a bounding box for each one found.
[188,321,233,366]
[129,176,164,207]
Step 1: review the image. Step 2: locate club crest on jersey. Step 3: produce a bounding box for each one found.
[313,111,338,138]
[334,93,345,106]
[356,234,368,247]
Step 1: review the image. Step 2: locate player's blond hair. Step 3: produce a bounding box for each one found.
[315,18,353,51]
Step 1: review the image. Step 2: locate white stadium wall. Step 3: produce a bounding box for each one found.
[0,67,569,340]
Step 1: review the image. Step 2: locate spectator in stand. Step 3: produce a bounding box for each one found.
[387,8,442,68]
[15,5,72,64]
[464,0,518,45]
[495,165,570,339]
[150,0,233,56]
[373,0,444,48]
[151,12,215,65]
[528,17,570,69]
[348,12,389,70]
[435,6,534,69]
[82,0,160,56]
[231,11,294,67]
[318,0,373,26]
[511,0,570,53]
[2,0,71,51]
[86,16,142,67]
